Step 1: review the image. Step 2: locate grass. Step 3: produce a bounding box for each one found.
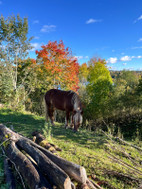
[0,108,142,189]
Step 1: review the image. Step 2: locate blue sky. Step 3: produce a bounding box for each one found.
[0,0,142,70]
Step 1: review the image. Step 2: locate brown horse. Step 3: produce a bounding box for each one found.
[45,89,83,131]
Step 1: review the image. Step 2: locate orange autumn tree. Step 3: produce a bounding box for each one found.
[36,40,79,91]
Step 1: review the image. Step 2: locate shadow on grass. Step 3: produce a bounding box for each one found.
[0,109,45,137]
[0,108,107,148]
[51,124,107,148]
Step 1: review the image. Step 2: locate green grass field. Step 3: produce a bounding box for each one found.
[0,108,142,189]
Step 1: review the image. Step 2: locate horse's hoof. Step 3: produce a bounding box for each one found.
[70,125,74,129]
[65,125,69,129]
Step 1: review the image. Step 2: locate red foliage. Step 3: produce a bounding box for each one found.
[36,40,79,91]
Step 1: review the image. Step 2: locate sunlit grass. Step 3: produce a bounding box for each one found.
[0,108,142,188]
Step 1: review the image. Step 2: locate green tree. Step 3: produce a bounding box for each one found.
[0,62,13,103]
[86,58,113,119]
[0,14,33,108]
[78,63,89,103]
[112,70,140,110]
[117,70,139,90]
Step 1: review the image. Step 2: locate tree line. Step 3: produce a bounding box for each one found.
[0,15,142,139]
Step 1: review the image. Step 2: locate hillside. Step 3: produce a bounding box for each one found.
[0,109,142,189]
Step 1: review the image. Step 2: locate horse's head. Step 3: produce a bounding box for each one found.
[73,108,83,132]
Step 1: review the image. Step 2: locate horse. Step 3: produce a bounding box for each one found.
[45,89,83,132]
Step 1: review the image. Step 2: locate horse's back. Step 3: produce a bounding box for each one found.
[45,89,75,111]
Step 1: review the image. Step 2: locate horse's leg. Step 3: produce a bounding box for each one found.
[70,114,74,128]
[65,111,70,129]
[73,124,78,132]
[48,106,55,126]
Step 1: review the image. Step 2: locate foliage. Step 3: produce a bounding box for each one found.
[0,64,13,104]
[42,121,53,143]
[86,58,113,119]
[36,40,79,91]
[0,14,33,110]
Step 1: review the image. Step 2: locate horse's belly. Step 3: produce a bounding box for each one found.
[53,100,72,111]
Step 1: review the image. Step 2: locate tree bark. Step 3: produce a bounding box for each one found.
[28,138,87,184]
[4,141,48,189]
[4,157,16,189]
[0,124,73,189]
[17,138,72,189]
[0,124,87,188]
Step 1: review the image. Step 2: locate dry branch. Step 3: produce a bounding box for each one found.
[115,137,142,152]
[103,169,142,184]
[107,151,142,176]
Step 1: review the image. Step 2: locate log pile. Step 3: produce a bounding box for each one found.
[0,124,99,189]
[32,131,62,153]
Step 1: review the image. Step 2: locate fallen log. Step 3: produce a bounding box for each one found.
[32,131,61,153]
[16,138,72,189]
[0,124,72,189]
[28,138,87,184]
[4,157,16,189]
[0,124,89,188]
[22,151,53,189]
[4,141,49,189]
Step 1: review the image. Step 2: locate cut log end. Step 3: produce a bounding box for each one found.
[64,177,72,189]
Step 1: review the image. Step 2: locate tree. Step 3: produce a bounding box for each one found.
[78,63,89,102]
[0,62,13,104]
[116,70,139,91]
[0,14,33,108]
[86,58,113,119]
[36,40,79,91]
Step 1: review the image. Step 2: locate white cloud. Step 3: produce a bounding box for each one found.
[138,15,142,21]
[121,55,142,60]
[134,15,142,23]
[40,25,56,33]
[127,67,134,71]
[74,55,89,60]
[30,43,41,51]
[138,38,142,42]
[86,18,102,24]
[75,56,83,60]
[34,36,40,40]
[109,66,117,70]
[84,56,89,59]
[131,46,142,49]
[107,57,117,64]
[120,56,132,61]
[137,55,142,59]
[33,20,39,24]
